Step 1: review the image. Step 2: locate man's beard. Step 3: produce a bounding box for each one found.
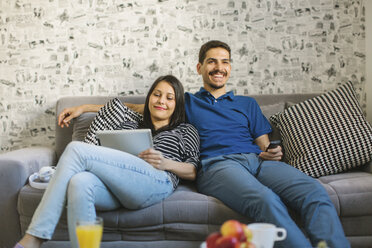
[206,81,225,89]
[207,69,227,89]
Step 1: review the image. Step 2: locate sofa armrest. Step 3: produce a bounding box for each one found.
[0,147,56,248]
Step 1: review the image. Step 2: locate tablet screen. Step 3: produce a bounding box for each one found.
[96,129,153,155]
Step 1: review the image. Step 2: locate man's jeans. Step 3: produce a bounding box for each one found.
[197,153,350,248]
[26,141,173,248]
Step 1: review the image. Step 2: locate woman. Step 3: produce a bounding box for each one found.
[15,75,200,248]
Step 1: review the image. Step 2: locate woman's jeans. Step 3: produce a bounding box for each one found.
[26,141,173,248]
[197,153,350,248]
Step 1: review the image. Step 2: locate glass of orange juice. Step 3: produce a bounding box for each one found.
[75,217,103,248]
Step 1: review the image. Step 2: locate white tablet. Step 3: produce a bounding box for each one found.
[96,129,153,155]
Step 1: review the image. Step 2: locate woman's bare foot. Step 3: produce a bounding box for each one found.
[17,234,43,248]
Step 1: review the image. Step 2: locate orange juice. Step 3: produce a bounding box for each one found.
[76,224,103,248]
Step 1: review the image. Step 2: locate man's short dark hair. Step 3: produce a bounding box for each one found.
[198,40,231,64]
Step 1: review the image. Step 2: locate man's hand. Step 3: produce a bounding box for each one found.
[259,146,283,161]
[138,148,166,170]
[255,134,283,161]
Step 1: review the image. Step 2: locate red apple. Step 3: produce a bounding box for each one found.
[206,232,222,248]
[220,220,244,241]
[215,236,240,248]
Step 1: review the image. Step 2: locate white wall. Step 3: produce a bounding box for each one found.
[0,0,367,152]
[366,0,372,123]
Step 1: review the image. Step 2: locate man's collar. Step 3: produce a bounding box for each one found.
[198,87,234,100]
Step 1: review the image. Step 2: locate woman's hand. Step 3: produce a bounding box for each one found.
[58,104,103,128]
[139,148,197,180]
[58,106,85,128]
[138,148,166,170]
[259,146,283,161]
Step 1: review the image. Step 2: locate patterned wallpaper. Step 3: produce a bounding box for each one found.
[0,0,366,153]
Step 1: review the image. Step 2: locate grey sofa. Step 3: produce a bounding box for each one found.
[1,94,372,248]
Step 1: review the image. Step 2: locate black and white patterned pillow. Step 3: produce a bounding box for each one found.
[270,81,372,178]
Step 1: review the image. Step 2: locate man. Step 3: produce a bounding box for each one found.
[59,40,349,248]
[184,40,349,248]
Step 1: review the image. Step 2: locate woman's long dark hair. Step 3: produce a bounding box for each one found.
[141,75,185,135]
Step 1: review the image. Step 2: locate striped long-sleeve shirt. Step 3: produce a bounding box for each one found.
[84,98,200,189]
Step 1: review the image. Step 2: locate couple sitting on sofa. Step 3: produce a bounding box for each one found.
[15,40,350,248]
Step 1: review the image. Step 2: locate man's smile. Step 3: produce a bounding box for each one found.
[209,70,227,77]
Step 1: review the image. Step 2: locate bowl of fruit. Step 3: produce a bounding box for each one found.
[201,219,255,248]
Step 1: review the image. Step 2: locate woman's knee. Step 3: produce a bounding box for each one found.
[64,141,87,155]
[68,172,97,198]
[59,141,94,168]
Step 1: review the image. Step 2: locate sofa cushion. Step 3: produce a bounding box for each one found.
[317,171,372,217]
[260,102,285,119]
[270,81,372,178]
[19,171,372,244]
[17,182,250,242]
[260,102,286,141]
[72,112,97,142]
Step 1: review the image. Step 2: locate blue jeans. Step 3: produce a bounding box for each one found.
[26,141,173,248]
[197,153,350,248]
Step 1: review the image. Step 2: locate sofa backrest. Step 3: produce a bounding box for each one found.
[55,96,147,158]
[55,93,320,159]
